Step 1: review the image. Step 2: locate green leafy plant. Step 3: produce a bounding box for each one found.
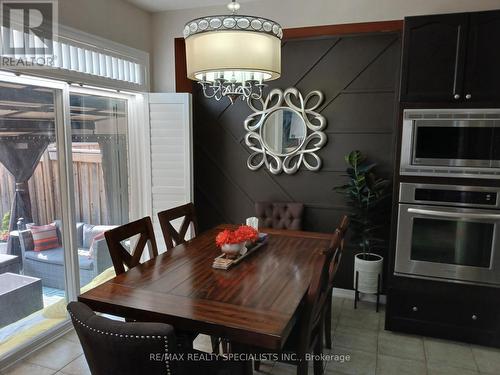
[334,151,391,258]
[0,212,10,242]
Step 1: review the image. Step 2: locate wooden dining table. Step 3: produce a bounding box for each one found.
[78,224,332,373]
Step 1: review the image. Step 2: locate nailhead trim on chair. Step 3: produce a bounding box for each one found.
[68,311,171,375]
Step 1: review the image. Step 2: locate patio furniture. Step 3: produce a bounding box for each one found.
[158,203,199,250]
[0,273,43,328]
[18,221,115,290]
[0,253,20,274]
[105,217,158,276]
[67,301,244,375]
[255,202,304,230]
[79,224,332,375]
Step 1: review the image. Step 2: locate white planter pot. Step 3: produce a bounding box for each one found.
[354,253,383,294]
[221,243,245,259]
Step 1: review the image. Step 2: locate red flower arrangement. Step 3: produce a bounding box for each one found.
[215,225,258,247]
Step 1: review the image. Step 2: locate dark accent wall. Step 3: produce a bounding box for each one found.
[193,32,401,289]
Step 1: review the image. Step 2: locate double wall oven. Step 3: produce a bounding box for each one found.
[396,109,500,287]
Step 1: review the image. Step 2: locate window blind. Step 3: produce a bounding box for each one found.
[1,26,146,87]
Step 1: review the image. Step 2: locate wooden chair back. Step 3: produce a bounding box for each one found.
[328,215,349,286]
[158,203,199,250]
[104,217,159,275]
[298,238,339,353]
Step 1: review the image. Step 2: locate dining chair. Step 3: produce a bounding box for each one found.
[254,241,338,375]
[104,216,158,276]
[67,301,243,375]
[324,215,349,349]
[255,202,304,230]
[158,203,199,250]
[157,203,225,354]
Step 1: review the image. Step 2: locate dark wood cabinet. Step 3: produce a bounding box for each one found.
[400,10,500,103]
[386,282,500,347]
[464,11,500,102]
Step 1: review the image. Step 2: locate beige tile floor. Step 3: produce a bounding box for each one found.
[1,297,499,375]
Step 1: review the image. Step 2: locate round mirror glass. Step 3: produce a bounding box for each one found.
[261,109,306,156]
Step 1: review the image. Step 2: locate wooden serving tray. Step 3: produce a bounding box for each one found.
[212,235,268,270]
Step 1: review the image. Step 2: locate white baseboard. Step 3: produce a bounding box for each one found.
[333,287,387,305]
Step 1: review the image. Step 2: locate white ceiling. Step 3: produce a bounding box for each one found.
[126,0,255,12]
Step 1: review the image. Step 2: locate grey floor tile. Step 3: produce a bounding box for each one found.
[59,330,79,344]
[337,309,380,332]
[325,346,376,375]
[255,360,275,374]
[25,339,83,371]
[376,354,426,375]
[378,331,425,361]
[2,362,56,375]
[427,363,479,375]
[333,325,378,353]
[424,338,478,371]
[59,355,90,375]
[193,334,214,353]
[471,345,500,374]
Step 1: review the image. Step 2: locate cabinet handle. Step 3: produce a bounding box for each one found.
[472,314,478,321]
[412,306,418,312]
[466,94,472,100]
[454,94,461,100]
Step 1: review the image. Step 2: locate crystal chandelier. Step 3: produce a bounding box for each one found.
[183,0,282,104]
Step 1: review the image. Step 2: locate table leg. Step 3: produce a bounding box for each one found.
[231,342,253,375]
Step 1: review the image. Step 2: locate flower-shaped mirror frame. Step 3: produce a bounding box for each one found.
[244,88,327,175]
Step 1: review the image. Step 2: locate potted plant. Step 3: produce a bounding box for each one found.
[215,225,259,259]
[334,150,391,297]
[0,212,10,242]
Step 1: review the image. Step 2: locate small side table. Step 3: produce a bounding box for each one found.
[0,253,20,274]
[0,273,43,328]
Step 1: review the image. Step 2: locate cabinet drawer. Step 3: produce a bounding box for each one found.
[389,289,500,330]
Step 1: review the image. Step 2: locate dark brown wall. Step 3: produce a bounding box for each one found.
[193,32,401,289]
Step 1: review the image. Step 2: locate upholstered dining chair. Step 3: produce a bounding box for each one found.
[104,216,158,276]
[324,215,349,349]
[158,203,199,250]
[254,202,304,230]
[254,238,339,375]
[67,301,242,375]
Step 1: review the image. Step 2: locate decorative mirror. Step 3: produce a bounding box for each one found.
[244,88,327,174]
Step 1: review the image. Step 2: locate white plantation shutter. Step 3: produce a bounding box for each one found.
[0,25,148,90]
[148,93,193,251]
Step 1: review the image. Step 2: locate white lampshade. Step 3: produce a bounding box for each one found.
[184,15,282,83]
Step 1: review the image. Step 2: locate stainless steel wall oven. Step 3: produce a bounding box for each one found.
[400,109,500,179]
[395,183,500,286]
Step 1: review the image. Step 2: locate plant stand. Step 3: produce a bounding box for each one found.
[354,270,381,312]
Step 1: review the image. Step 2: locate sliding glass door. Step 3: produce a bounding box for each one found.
[68,89,130,288]
[0,75,132,361]
[0,76,71,358]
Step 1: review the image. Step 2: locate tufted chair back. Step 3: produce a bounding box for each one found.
[255,202,304,230]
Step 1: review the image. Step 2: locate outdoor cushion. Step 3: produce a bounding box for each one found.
[30,224,60,251]
[83,225,115,249]
[24,248,94,270]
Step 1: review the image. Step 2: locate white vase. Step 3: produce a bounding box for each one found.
[354,253,383,294]
[221,243,244,259]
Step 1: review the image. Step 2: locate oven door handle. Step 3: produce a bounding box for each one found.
[407,208,500,220]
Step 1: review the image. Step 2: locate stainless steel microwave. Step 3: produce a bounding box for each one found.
[400,109,500,179]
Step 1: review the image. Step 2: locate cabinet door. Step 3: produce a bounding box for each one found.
[400,14,468,102]
[464,11,500,103]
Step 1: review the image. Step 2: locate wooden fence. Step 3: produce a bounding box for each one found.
[0,143,111,228]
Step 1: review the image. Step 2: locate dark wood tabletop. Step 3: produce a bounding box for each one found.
[78,224,331,351]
